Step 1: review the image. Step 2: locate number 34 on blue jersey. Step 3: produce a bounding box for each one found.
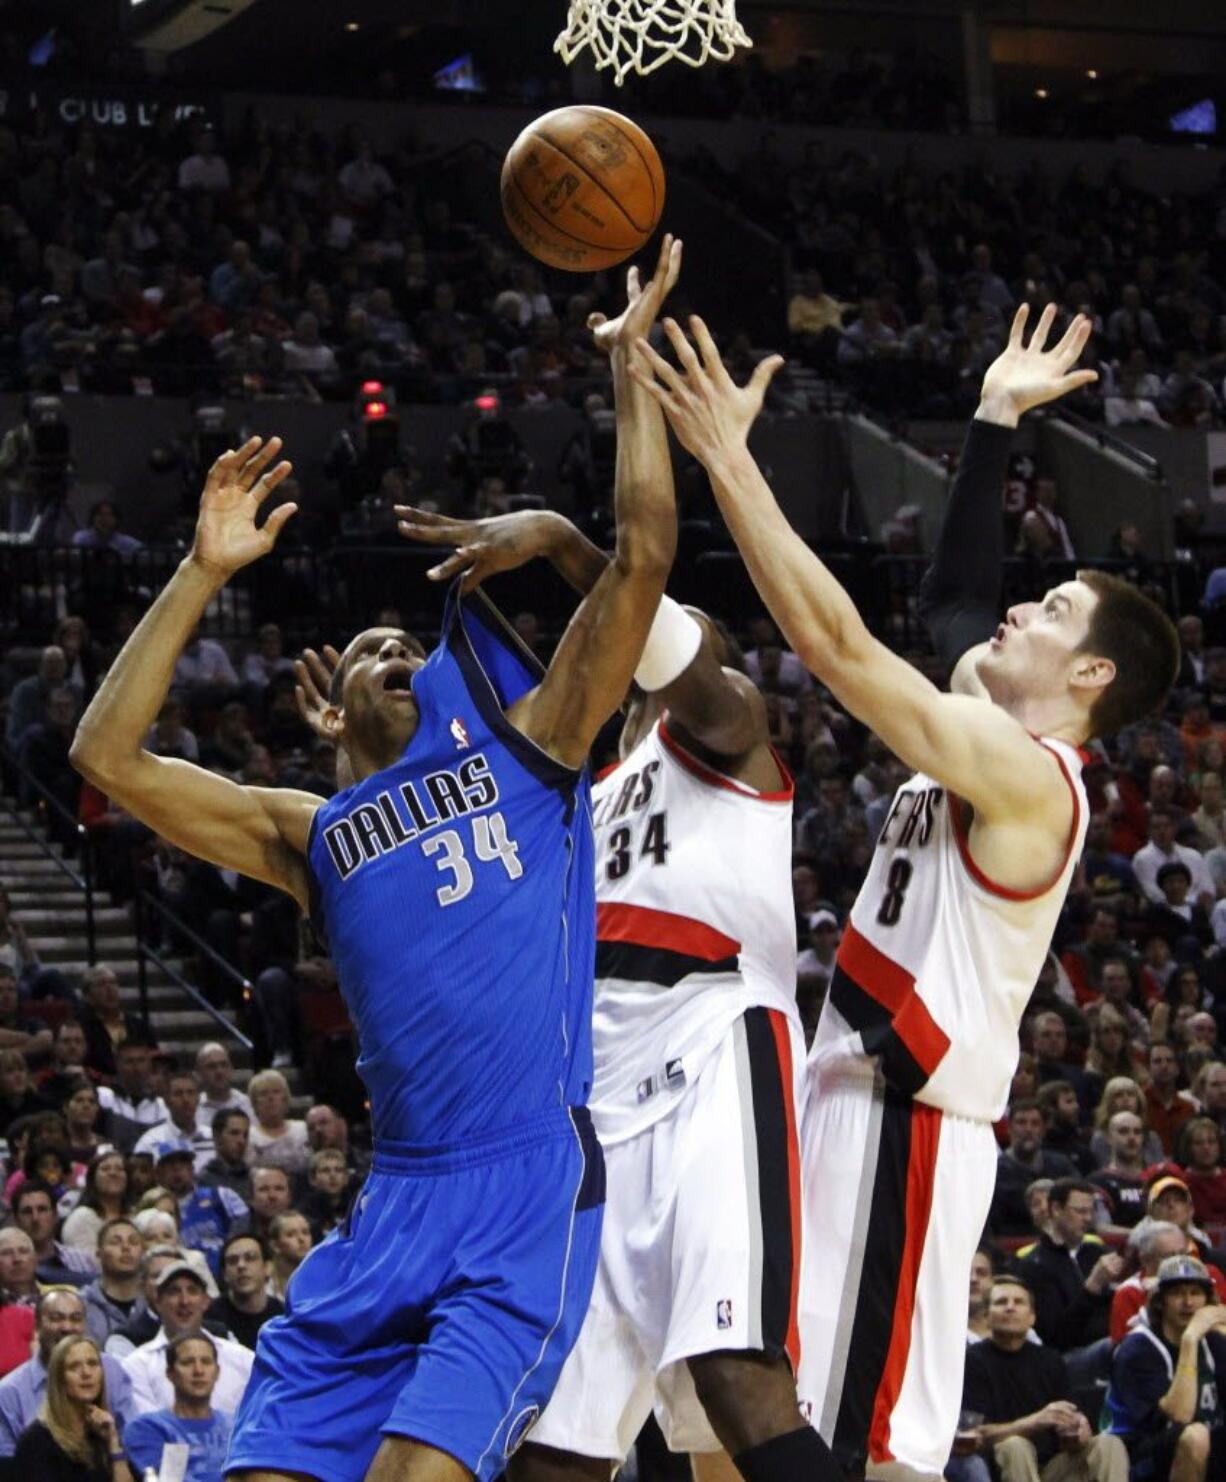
[423,811,524,906]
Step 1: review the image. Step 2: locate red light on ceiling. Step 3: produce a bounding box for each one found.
[365,401,389,419]
[474,394,499,411]
[360,380,385,395]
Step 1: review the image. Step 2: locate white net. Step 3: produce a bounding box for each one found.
[554,0,752,87]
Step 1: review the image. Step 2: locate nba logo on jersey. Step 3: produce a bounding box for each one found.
[450,716,471,750]
[716,1299,733,1330]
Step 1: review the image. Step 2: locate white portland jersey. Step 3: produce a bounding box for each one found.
[810,736,1088,1123]
[589,718,799,1144]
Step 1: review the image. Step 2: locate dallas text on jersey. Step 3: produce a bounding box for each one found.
[321,753,500,880]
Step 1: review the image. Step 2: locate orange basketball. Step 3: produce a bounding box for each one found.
[500,106,665,274]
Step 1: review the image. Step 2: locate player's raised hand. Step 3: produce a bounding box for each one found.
[294,644,342,735]
[978,304,1098,427]
[191,436,297,578]
[630,314,783,463]
[588,233,682,357]
[395,505,566,593]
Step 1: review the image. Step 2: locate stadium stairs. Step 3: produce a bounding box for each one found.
[0,796,272,1090]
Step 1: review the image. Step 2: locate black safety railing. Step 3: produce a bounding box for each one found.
[1053,408,1165,482]
[132,888,253,1052]
[0,741,96,964]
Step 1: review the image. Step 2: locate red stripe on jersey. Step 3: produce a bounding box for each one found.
[594,761,622,782]
[868,1102,943,1464]
[596,901,742,961]
[768,1008,803,1373]
[949,740,1083,902]
[658,720,794,803]
[836,924,951,1078]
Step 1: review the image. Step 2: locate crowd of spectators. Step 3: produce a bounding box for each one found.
[771,149,1226,423]
[3,72,1225,436]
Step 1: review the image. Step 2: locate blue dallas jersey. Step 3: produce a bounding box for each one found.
[306,585,596,1147]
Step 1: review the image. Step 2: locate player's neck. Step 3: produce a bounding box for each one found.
[997,690,1087,747]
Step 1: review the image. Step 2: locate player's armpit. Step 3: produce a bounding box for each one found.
[657,645,772,764]
[76,750,317,910]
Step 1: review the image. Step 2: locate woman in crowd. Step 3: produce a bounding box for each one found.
[61,1078,109,1174]
[1090,1076,1166,1167]
[13,1333,133,1480]
[1179,1115,1226,1231]
[61,1151,129,1253]
[246,1069,309,1174]
[0,1051,48,1140]
[1083,1005,1144,1103]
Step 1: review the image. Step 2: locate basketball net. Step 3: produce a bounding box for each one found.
[554,0,752,87]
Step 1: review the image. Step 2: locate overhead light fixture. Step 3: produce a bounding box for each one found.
[1086,69,1098,80]
[1035,87,1049,100]
[345,20,360,31]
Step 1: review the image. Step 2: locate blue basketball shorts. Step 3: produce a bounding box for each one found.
[225,1107,604,1482]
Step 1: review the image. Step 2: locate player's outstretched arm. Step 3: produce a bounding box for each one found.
[396,505,767,762]
[71,439,319,909]
[922,305,1097,696]
[505,235,683,770]
[630,317,1070,830]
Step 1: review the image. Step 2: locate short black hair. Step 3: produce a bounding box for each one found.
[221,1230,270,1265]
[212,1107,250,1136]
[14,1178,58,1215]
[1048,1177,1097,1208]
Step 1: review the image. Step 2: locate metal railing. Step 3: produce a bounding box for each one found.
[1053,408,1165,482]
[132,889,253,1053]
[0,741,96,964]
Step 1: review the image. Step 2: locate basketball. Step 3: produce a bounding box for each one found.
[500,105,665,274]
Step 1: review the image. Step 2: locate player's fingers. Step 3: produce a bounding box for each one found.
[626,265,641,305]
[1027,303,1057,355]
[1051,313,1090,364]
[664,235,682,292]
[303,647,335,692]
[650,232,674,288]
[689,316,731,384]
[253,460,293,504]
[427,549,474,582]
[398,517,459,545]
[1008,303,1028,349]
[294,653,323,698]
[240,435,283,489]
[633,335,689,398]
[261,501,298,542]
[321,643,341,667]
[392,504,448,527]
[586,313,608,332]
[662,317,703,379]
[628,358,683,417]
[1057,369,1098,393]
[749,354,786,400]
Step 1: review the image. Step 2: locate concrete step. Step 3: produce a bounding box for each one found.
[0,839,71,860]
[34,934,140,959]
[19,907,130,929]
[5,890,99,908]
[0,857,79,879]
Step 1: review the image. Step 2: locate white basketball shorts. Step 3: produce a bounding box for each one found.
[531,1006,805,1460]
[797,1068,997,1482]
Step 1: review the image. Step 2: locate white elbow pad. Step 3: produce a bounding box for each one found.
[633,596,704,692]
